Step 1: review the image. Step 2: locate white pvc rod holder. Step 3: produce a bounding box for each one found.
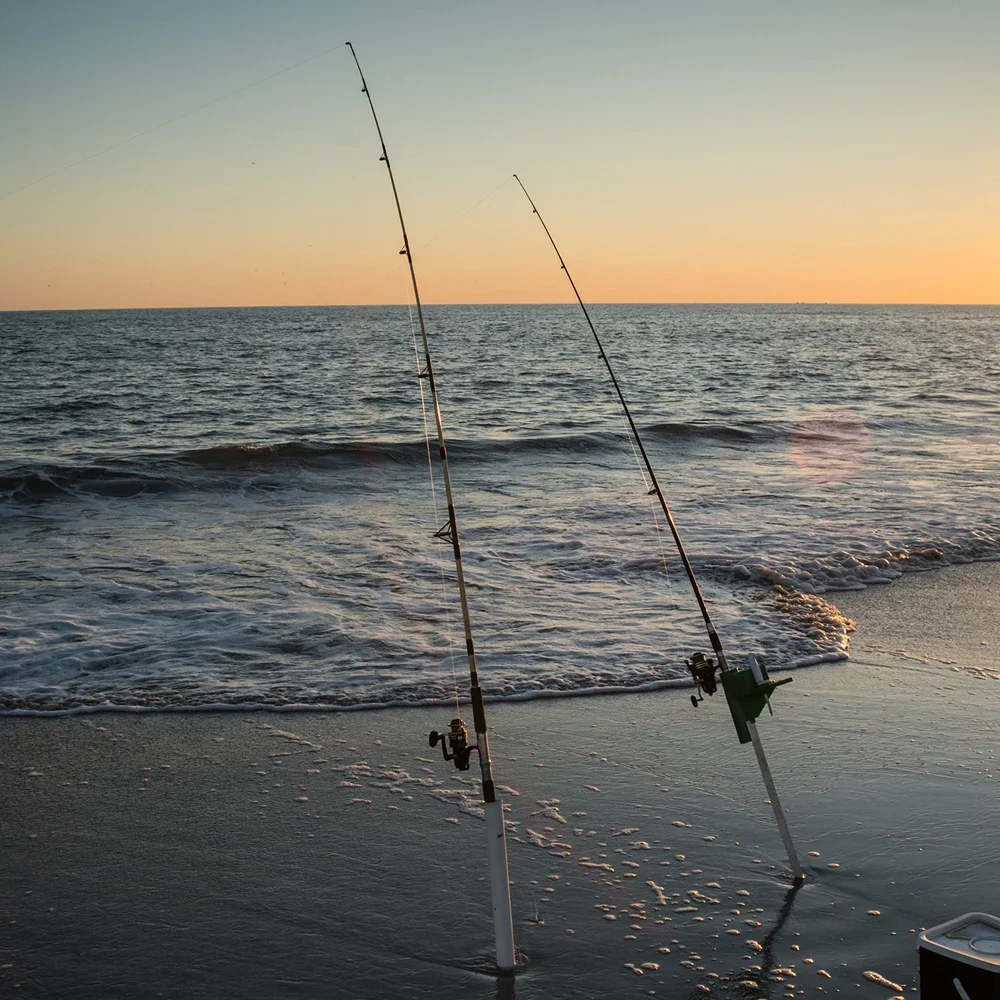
[485,800,516,971]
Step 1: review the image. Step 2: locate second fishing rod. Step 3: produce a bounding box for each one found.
[513,174,804,882]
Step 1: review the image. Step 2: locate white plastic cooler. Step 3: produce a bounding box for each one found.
[919,913,1000,999]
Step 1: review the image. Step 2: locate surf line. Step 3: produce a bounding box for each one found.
[345,44,517,973]
[512,174,804,883]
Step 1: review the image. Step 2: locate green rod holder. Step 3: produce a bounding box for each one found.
[721,666,792,745]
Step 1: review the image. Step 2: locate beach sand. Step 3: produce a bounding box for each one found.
[2,561,997,998]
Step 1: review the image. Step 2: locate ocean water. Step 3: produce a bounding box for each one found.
[1,304,997,713]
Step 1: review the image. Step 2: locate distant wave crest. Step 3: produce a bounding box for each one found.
[0,466,178,501]
[1,422,786,502]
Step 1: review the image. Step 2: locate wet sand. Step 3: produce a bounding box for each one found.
[1,561,997,998]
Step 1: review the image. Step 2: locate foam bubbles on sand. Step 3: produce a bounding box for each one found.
[580,860,615,873]
[327,752,513,830]
[261,726,323,750]
[646,881,669,905]
[532,799,567,824]
[863,971,904,990]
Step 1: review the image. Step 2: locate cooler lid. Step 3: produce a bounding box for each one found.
[920,913,1000,973]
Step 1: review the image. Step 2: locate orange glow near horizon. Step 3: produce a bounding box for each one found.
[3,170,998,310]
[3,214,996,311]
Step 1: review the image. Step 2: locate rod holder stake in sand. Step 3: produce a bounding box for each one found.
[725,654,802,880]
[691,652,803,880]
[747,718,804,881]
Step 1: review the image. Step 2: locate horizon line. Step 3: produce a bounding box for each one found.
[4,300,999,314]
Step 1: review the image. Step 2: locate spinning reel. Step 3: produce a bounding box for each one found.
[686,650,721,707]
[429,717,477,771]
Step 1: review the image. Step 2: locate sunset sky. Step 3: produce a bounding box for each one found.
[2,0,997,310]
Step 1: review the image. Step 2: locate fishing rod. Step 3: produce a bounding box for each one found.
[513,174,803,882]
[346,43,517,971]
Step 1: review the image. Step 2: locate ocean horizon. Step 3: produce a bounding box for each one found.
[5,301,1000,313]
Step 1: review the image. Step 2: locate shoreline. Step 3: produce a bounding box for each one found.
[3,555,996,718]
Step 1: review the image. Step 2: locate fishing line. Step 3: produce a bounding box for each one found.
[644,490,674,589]
[416,176,515,252]
[401,268,462,715]
[3,44,342,200]
[610,390,673,588]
